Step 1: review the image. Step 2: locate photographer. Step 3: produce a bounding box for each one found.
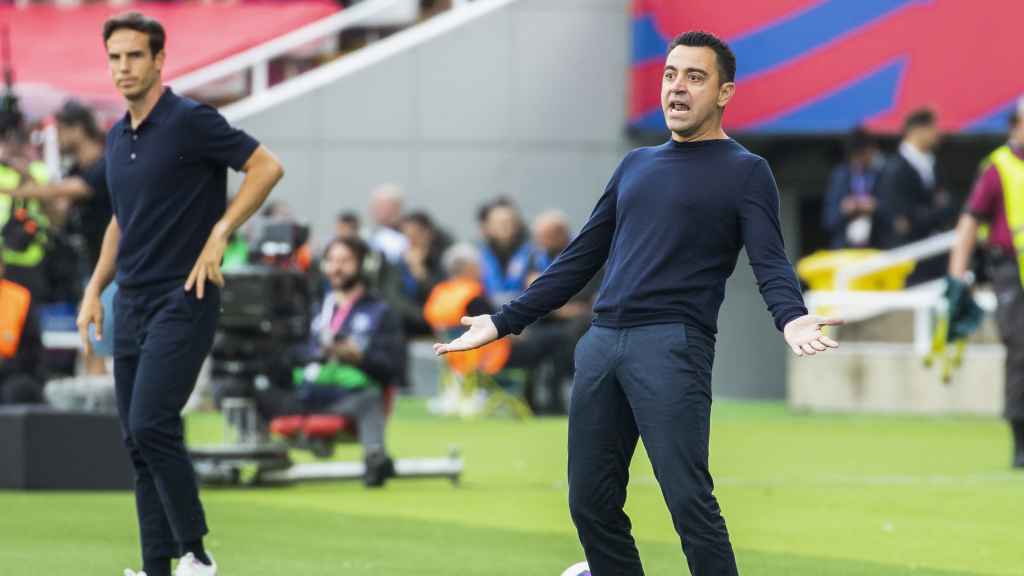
[256,236,404,487]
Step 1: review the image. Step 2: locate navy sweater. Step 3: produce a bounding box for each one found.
[492,138,807,338]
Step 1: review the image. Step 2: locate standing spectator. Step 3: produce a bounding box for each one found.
[876,108,956,282]
[0,106,51,300]
[8,101,115,374]
[948,99,1024,468]
[822,127,883,248]
[367,184,408,264]
[478,197,533,306]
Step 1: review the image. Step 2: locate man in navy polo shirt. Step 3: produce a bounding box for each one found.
[435,32,842,575]
[76,12,284,576]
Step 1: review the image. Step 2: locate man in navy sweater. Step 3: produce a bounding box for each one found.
[435,31,841,575]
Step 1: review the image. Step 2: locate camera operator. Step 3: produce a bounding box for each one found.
[256,236,404,487]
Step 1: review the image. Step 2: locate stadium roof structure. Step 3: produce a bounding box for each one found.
[630,0,1024,135]
[0,1,338,121]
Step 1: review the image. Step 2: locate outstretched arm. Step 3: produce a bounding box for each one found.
[435,155,630,355]
[740,158,843,356]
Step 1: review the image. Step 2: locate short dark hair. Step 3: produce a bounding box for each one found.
[401,210,436,231]
[323,235,369,269]
[337,210,360,226]
[902,107,937,135]
[476,196,518,224]
[845,126,875,157]
[668,31,736,84]
[103,12,166,57]
[1010,109,1020,129]
[56,100,103,141]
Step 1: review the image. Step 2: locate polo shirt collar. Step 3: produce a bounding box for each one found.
[119,87,176,133]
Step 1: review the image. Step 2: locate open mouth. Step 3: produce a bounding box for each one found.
[669,101,690,113]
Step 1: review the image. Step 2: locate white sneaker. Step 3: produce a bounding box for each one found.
[124,571,147,576]
[174,552,217,576]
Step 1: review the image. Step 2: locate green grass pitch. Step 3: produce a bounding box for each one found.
[0,399,1021,575]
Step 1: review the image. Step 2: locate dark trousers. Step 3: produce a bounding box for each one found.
[991,256,1024,423]
[113,281,219,561]
[569,324,737,576]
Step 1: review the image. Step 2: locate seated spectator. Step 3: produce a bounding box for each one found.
[255,236,404,487]
[876,108,958,282]
[478,197,533,306]
[336,210,361,241]
[426,243,575,411]
[368,184,408,265]
[822,127,883,249]
[0,252,44,404]
[378,210,450,337]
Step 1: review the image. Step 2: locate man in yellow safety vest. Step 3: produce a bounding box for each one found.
[948,97,1024,468]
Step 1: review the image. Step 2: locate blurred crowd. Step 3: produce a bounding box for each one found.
[5,92,1024,415]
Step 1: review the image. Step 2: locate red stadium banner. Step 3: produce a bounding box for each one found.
[1,2,338,118]
[631,0,1024,134]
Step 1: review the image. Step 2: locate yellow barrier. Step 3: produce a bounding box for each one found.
[796,249,916,292]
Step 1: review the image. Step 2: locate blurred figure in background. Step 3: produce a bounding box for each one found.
[876,108,957,282]
[427,242,578,412]
[7,100,115,374]
[336,210,361,240]
[948,98,1024,468]
[257,236,403,486]
[367,183,408,264]
[0,247,45,405]
[478,196,533,306]
[822,127,883,249]
[0,103,51,300]
[378,210,450,338]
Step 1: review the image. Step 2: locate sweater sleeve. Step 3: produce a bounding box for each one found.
[490,155,627,338]
[739,158,808,331]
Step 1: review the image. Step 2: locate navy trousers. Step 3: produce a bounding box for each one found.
[113,281,219,561]
[568,324,738,576]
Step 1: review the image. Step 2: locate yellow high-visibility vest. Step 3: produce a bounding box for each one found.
[990,145,1024,286]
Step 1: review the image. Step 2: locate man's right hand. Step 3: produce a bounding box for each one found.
[76,291,104,356]
[433,315,499,356]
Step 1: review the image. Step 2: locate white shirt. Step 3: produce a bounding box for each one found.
[369,227,408,264]
[899,141,936,189]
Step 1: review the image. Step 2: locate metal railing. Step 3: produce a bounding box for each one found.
[169,0,415,99]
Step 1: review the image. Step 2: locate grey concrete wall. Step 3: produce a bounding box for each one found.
[232,0,633,240]
[231,0,799,400]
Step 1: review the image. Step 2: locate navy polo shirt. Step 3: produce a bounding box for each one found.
[95,88,259,289]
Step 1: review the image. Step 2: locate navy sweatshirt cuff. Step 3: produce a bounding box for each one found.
[777,307,808,332]
[491,313,512,339]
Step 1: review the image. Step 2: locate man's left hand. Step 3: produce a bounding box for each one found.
[784,314,844,356]
[185,230,229,299]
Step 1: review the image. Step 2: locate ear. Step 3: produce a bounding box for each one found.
[717,81,736,108]
[154,49,166,72]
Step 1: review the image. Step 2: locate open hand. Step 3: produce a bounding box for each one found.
[433,315,498,356]
[784,314,844,356]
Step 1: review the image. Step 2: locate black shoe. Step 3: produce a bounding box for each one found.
[364,452,396,487]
